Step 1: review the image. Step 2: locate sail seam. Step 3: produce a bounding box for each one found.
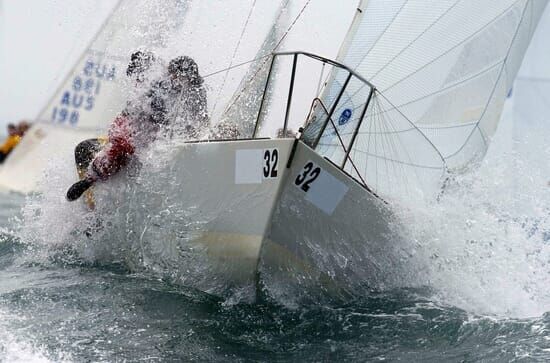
[350,58,504,116]
[368,0,462,82]
[382,1,524,94]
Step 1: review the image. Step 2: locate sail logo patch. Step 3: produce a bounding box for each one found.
[338,108,353,125]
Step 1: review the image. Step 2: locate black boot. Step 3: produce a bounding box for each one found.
[66,178,94,201]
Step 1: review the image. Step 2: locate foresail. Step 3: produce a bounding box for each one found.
[37,0,189,130]
[339,0,548,171]
[304,0,548,199]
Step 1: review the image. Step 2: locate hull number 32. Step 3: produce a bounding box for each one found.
[294,161,321,192]
[263,149,278,179]
[235,148,279,184]
[294,160,349,215]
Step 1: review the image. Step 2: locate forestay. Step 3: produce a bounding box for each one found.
[168,0,358,137]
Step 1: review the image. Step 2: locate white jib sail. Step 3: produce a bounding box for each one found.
[308,0,548,199]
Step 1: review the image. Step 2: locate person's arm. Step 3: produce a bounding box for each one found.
[0,135,20,154]
[86,115,135,181]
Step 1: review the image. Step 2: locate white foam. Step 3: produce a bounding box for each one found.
[0,308,72,363]
[395,112,550,318]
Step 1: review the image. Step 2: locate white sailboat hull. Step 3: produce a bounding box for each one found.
[107,138,395,297]
[260,141,397,300]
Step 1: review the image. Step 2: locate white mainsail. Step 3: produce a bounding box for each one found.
[306,0,548,198]
[37,0,189,130]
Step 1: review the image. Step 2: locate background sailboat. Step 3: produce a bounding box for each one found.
[0,0,188,193]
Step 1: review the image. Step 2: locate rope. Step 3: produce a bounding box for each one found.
[221,0,313,118]
[211,0,258,115]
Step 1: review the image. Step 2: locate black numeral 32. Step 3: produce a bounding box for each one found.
[295,161,321,192]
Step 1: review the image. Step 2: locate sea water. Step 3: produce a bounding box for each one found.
[0,118,549,362]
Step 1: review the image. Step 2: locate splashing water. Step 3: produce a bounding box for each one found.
[393,109,550,318]
[0,307,72,363]
[18,136,238,297]
[15,99,550,318]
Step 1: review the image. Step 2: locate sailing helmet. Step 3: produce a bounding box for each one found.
[126,50,156,79]
[168,56,203,85]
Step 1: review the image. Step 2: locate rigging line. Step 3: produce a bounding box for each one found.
[418,122,477,130]
[516,76,550,83]
[200,0,293,81]
[382,97,423,191]
[220,0,313,118]
[375,102,394,194]
[202,55,271,79]
[211,0,258,115]
[444,0,530,162]
[528,0,535,44]
[376,91,446,164]
[378,98,407,193]
[204,0,292,77]
[351,149,445,170]
[374,98,384,191]
[272,0,312,52]
[382,0,524,94]
[363,94,377,187]
[337,127,417,136]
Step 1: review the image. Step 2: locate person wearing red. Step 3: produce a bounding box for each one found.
[66,54,208,202]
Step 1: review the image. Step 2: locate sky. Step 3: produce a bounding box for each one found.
[0,0,117,128]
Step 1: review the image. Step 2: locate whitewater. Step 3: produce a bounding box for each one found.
[1,1,549,361]
[0,99,547,361]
